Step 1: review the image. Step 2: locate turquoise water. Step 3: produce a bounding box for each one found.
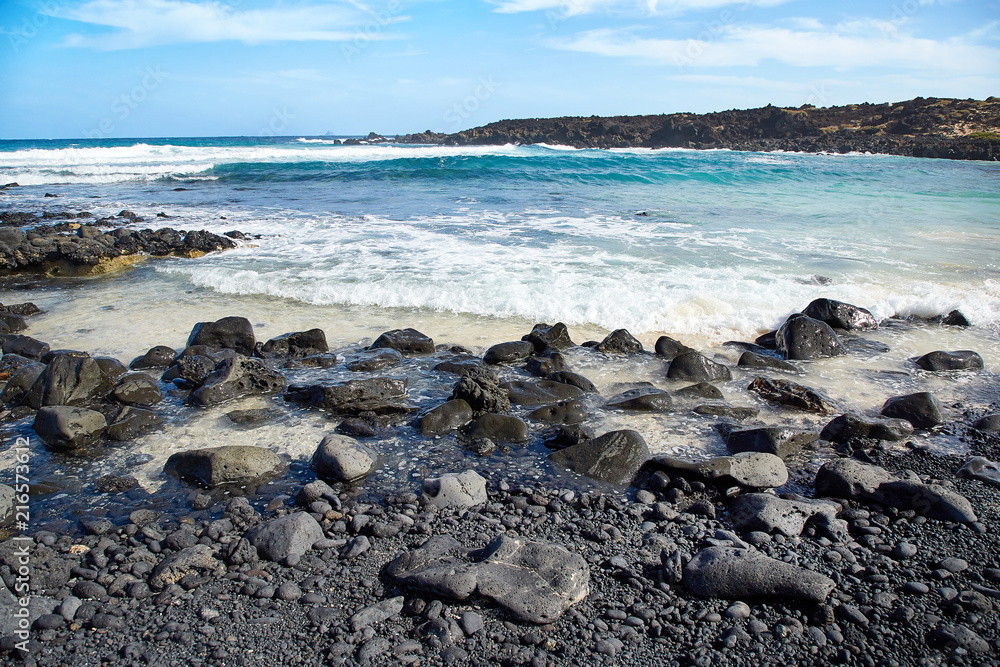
[1,137,999,341]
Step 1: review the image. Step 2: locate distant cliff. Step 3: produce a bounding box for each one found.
[397,97,1000,161]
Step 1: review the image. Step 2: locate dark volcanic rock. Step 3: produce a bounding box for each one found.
[287,377,407,413]
[775,316,846,360]
[880,392,943,429]
[165,445,283,487]
[484,341,534,365]
[502,380,583,406]
[112,373,163,406]
[417,399,474,435]
[548,429,649,485]
[528,399,586,424]
[347,348,401,372]
[369,328,434,355]
[956,457,1000,488]
[941,309,971,326]
[820,413,914,443]
[724,426,817,459]
[311,434,378,483]
[128,345,176,370]
[654,335,695,359]
[0,338,46,362]
[594,329,643,354]
[106,406,162,441]
[652,451,788,488]
[190,356,287,407]
[802,298,878,330]
[747,376,836,414]
[467,413,529,443]
[606,387,672,412]
[522,322,574,352]
[24,353,110,409]
[246,513,324,563]
[676,382,724,400]
[914,350,984,371]
[738,351,797,372]
[547,371,596,392]
[33,406,107,450]
[0,362,44,405]
[187,316,256,355]
[972,414,1000,432]
[684,546,835,603]
[260,329,329,358]
[815,458,976,522]
[667,352,732,382]
[452,367,510,416]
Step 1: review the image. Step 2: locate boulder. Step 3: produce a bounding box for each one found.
[434,355,483,375]
[914,350,984,371]
[667,352,732,382]
[683,546,835,603]
[484,341,534,365]
[246,513,324,563]
[129,345,177,370]
[676,382,724,400]
[112,373,163,406]
[421,470,488,509]
[737,351,797,372]
[164,445,283,487]
[190,356,286,407]
[105,407,162,441]
[94,357,128,380]
[747,376,836,414]
[654,335,695,360]
[369,328,434,355]
[475,535,590,624]
[815,459,976,522]
[594,329,643,354]
[522,322,574,352]
[24,353,109,409]
[548,430,649,485]
[0,361,44,405]
[33,406,107,450]
[606,387,672,412]
[724,426,816,459]
[451,367,510,416]
[547,371,596,392]
[0,353,35,381]
[652,452,787,489]
[972,414,1000,432]
[528,399,586,424]
[260,329,329,358]
[311,434,378,483]
[524,353,565,377]
[161,352,219,388]
[187,316,256,355]
[729,493,841,537]
[940,310,971,327]
[289,377,407,413]
[820,413,914,444]
[693,404,758,421]
[387,535,479,600]
[347,348,402,372]
[467,414,529,443]
[417,399,474,435]
[957,457,1000,489]
[775,316,846,360]
[502,380,583,406]
[880,392,943,429]
[1,335,50,360]
[0,313,26,334]
[802,299,877,331]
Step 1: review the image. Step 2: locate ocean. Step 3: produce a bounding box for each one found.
[1,137,999,511]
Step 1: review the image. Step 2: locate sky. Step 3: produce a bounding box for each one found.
[0,0,997,139]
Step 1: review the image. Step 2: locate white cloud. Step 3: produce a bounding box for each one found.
[550,23,1000,75]
[52,0,408,49]
[489,0,790,16]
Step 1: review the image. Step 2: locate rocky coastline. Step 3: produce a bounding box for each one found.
[393,97,1000,161]
[0,281,998,666]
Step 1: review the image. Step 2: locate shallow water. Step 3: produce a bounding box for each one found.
[1,139,998,526]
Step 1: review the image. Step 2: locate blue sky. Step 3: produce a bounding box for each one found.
[1,0,997,139]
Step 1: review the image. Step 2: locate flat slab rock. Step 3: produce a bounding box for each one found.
[652,452,788,489]
[729,493,842,537]
[683,546,835,603]
[389,534,589,624]
[957,457,1000,489]
[164,445,283,487]
[815,458,977,523]
[548,429,649,486]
